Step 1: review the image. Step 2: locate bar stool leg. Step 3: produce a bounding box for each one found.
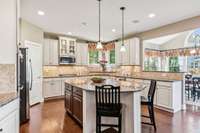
[118,114,122,133]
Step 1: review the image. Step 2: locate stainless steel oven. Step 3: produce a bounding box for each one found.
[59,56,76,65]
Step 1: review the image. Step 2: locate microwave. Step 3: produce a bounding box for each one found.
[59,56,76,65]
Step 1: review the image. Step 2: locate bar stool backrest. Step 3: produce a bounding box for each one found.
[95,85,120,109]
[148,80,157,103]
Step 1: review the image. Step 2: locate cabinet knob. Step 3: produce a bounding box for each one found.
[0,128,3,132]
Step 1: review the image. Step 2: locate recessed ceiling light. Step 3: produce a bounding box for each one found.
[38,10,45,16]
[112,29,116,32]
[148,13,156,18]
[132,20,140,24]
[81,22,87,26]
[68,32,72,35]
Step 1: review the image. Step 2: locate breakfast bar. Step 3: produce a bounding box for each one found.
[65,76,145,133]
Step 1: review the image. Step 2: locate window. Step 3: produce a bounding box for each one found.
[109,49,115,64]
[88,50,115,65]
[187,56,200,75]
[169,57,180,72]
[144,57,160,71]
[89,50,99,64]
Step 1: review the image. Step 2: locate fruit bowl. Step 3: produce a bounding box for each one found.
[91,77,105,83]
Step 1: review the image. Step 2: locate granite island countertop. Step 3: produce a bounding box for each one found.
[43,74,183,82]
[0,92,18,107]
[65,76,146,92]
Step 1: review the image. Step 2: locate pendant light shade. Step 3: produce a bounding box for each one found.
[97,41,103,49]
[96,0,103,49]
[120,7,126,52]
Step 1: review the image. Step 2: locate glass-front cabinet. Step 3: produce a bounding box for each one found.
[59,37,76,56]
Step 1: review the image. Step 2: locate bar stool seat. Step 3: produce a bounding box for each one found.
[97,103,122,116]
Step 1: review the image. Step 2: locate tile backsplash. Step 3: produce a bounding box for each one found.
[0,64,16,93]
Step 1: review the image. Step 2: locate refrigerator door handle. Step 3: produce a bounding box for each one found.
[29,59,33,91]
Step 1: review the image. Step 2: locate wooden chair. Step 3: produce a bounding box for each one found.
[95,85,122,133]
[141,80,157,130]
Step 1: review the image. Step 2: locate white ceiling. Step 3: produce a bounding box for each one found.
[21,0,200,42]
[144,33,180,45]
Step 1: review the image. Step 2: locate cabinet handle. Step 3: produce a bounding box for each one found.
[0,128,3,132]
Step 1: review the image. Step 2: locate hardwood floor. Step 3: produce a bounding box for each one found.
[20,99,200,133]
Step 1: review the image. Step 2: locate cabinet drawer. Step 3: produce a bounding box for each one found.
[73,87,82,97]
[65,84,72,91]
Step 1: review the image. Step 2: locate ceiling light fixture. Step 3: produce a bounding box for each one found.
[148,13,156,18]
[112,29,116,32]
[96,0,103,49]
[38,10,45,16]
[68,32,72,35]
[120,7,126,52]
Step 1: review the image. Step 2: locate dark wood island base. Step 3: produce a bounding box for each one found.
[65,83,83,126]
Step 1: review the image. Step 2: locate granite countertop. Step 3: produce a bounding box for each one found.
[43,74,182,82]
[65,76,146,92]
[0,92,18,107]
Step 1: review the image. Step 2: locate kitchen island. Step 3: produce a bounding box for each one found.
[65,76,145,133]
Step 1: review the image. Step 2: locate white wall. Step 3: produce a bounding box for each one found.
[20,19,44,45]
[0,0,17,64]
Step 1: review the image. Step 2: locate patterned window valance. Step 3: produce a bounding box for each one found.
[88,42,115,51]
[145,47,200,57]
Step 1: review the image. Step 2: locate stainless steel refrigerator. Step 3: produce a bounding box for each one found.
[19,48,31,124]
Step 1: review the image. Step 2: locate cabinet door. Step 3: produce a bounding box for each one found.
[43,39,50,65]
[51,40,59,65]
[65,89,72,113]
[72,95,83,123]
[156,86,172,108]
[0,110,18,133]
[82,44,88,65]
[68,39,76,56]
[115,41,122,65]
[43,80,52,98]
[129,38,140,65]
[43,79,62,98]
[121,40,130,65]
[49,39,58,65]
[50,80,62,97]
[76,43,82,65]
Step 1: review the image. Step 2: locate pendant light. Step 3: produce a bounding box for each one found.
[96,0,103,49]
[120,7,126,52]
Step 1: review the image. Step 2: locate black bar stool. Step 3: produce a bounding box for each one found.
[192,77,200,102]
[141,80,157,130]
[95,85,122,133]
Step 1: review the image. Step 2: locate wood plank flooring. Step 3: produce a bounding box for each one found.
[20,99,200,133]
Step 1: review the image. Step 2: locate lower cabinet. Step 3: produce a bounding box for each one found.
[0,98,19,133]
[65,83,83,125]
[43,78,62,98]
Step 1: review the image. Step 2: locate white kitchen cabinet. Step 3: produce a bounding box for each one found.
[0,98,19,133]
[43,39,59,66]
[156,86,172,108]
[115,37,140,65]
[121,40,130,65]
[140,80,182,113]
[59,37,76,56]
[76,42,88,65]
[129,38,140,65]
[43,78,62,98]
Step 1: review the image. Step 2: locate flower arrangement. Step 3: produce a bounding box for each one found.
[98,52,107,71]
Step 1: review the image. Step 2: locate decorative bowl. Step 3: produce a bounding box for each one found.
[91,77,105,83]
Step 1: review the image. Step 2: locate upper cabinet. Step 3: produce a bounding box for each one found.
[59,37,76,57]
[76,42,88,65]
[129,37,140,65]
[115,37,140,65]
[43,39,59,65]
